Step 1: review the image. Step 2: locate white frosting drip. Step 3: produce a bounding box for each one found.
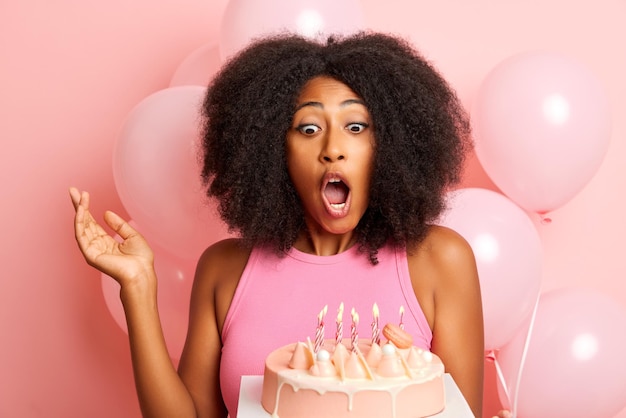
[270,340,444,418]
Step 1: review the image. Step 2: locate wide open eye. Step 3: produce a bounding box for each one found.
[297,124,321,135]
[346,122,369,133]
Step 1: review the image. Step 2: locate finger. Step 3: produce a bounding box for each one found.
[79,190,90,210]
[103,210,138,241]
[69,187,81,210]
[74,204,98,244]
[74,202,108,250]
[74,203,85,237]
[74,204,94,251]
[73,194,95,231]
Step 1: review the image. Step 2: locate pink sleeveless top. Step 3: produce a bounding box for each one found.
[219,244,433,417]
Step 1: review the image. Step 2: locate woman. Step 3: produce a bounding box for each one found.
[71,32,490,417]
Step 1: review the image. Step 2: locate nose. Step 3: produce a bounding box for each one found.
[320,127,345,163]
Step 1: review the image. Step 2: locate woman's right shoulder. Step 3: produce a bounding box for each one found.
[194,238,253,333]
[195,238,252,282]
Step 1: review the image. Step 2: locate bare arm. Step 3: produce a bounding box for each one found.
[177,239,249,418]
[70,188,196,417]
[408,225,484,417]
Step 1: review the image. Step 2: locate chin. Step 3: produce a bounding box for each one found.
[321,220,360,235]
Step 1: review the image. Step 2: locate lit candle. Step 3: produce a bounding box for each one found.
[336,302,344,345]
[351,308,359,352]
[371,303,380,345]
[314,305,328,353]
[399,305,405,330]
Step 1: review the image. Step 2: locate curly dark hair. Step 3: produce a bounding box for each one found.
[200,32,471,264]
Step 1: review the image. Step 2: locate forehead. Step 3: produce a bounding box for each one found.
[295,76,363,104]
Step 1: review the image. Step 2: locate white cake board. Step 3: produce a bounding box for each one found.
[237,373,474,417]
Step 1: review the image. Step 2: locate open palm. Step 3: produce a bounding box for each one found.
[70,187,154,285]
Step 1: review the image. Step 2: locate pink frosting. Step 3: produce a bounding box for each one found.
[309,350,336,377]
[365,342,382,367]
[288,342,314,370]
[376,344,406,377]
[406,346,428,368]
[344,351,368,379]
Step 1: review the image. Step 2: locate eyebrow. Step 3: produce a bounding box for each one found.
[294,98,367,112]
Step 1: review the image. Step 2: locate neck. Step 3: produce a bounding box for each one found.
[293,229,357,256]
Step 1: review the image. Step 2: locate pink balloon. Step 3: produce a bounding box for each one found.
[151,245,195,361]
[497,288,626,418]
[101,240,196,362]
[113,86,231,261]
[170,43,222,87]
[219,0,365,60]
[439,188,542,351]
[472,51,612,214]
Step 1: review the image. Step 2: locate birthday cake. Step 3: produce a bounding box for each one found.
[260,305,445,418]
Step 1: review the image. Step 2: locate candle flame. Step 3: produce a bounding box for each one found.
[351,309,359,326]
[318,305,328,323]
[337,302,344,322]
[371,303,380,345]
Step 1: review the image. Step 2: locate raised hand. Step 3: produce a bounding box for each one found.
[69,187,155,288]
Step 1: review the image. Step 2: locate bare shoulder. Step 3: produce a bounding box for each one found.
[405,225,483,336]
[411,224,475,265]
[178,238,251,418]
[407,225,479,296]
[194,238,252,333]
[408,225,484,417]
[196,238,250,280]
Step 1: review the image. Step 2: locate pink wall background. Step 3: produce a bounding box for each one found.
[1,1,624,417]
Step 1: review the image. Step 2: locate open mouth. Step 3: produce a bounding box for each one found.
[323,177,350,211]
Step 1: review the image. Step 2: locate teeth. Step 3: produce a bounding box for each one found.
[329,178,341,183]
[330,203,346,209]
